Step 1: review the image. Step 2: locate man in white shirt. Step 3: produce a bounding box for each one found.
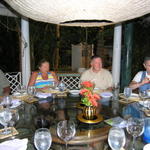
[129,57,150,92]
[80,55,113,91]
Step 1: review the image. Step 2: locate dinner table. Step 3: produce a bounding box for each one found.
[0,92,147,150]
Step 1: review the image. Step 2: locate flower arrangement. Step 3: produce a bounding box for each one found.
[80,81,100,107]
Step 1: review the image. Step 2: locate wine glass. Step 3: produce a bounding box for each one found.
[57,120,76,150]
[27,86,36,96]
[124,87,132,101]
[112,82,120,99]
[126,117,144,150]
[58,82,66,92]
[34,128,52,150]
[2,96,12,108]
[52,81,58,90]
[17,85,27,95]
[108,127,126,150]
[139,90,147,101]
[0,109,12,135]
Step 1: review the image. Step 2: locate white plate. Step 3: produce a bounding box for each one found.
[119,93,140,101]
[143,144,150,150]
[69,90,80,95]
[100,92,113,98]
[12,92,28,97]
[139,100,150,108]
[11,99,22,108]
[0,99,21,108]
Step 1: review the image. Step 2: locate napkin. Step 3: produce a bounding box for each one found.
[0,138,28,150]
[36,92,52,98]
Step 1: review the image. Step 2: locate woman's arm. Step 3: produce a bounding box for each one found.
[51,71,59,83]
[28,72,38,86]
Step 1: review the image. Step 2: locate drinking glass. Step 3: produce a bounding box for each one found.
[108,127,126,150]
[57,120,76,150]
[112,82,120,99]
[124,87,132,101]
[0,109,12,135]
[52,81,58,90]
[58,82,66,92]
[27,86,36,96]
[17,85,27,94]
[126,117,144,150]
[2,96,12,108]
[139,90,147,101]
[34,128,52,150]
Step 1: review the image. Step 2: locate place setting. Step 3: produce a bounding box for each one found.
[39,82,69,97]
[12,85,38,104]
[119,87,140,104]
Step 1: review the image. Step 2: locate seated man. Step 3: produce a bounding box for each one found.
[0,69,10,96]
[129,57,150,92]
[80,55,113,91]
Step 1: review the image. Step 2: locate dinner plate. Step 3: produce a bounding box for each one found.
[69,90,80,95]
[139,100,150,108]
[12,92,28,97]
[119,93,140,101]
[100,92,113,98]
[0,99,21,108]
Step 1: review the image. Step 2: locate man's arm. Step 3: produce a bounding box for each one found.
[3,86,11,96]
[129,78,150,90]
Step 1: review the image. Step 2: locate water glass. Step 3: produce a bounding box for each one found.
[126,117,144,150]
[34,128,52,150]
[124,87,132,101]
[17,85,27,94]
[139,90,147,101]
[2,96,12,108]
[58,82,66,92]
[108,127,126,150]
[0,109,12,135]
[57,120,76,149]
[27,86,36,96]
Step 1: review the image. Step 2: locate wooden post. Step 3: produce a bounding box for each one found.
[55,25,60,71]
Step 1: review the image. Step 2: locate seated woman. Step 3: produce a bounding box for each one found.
[28,59,59,90]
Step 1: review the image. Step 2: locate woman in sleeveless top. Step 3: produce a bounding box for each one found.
[28,59,58,89]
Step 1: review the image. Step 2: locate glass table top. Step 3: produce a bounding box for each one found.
[0,95,146,150]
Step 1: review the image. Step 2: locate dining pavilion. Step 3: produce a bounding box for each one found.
[0,0,150,92]
[0,1,150,150]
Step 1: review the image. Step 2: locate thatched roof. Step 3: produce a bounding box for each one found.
[5,0,150,27]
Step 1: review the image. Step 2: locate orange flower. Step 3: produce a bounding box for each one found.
[81,81,94,88]
[80,81,100,107]
[80,89,90,95]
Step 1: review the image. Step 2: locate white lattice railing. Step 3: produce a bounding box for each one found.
[5,72,22,94]
[5,72,81,93]
[57,73,80,90]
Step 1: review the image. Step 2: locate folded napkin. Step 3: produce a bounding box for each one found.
[0,138,28,150]
[36,92,52,98]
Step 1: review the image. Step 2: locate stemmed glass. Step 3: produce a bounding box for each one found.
[57,120,76,150]
[108,127,126,150]
[126,117,144,150]
[17,85,26,95]
[58,82,66,92]
[0,109,12,135]
[27,86,36,96]
[34,128,52,150]
[2,96,12,108]
[139,90,147,101]
[124,87,132,101]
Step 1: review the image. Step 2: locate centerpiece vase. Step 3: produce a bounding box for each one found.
[83,106,96,120]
